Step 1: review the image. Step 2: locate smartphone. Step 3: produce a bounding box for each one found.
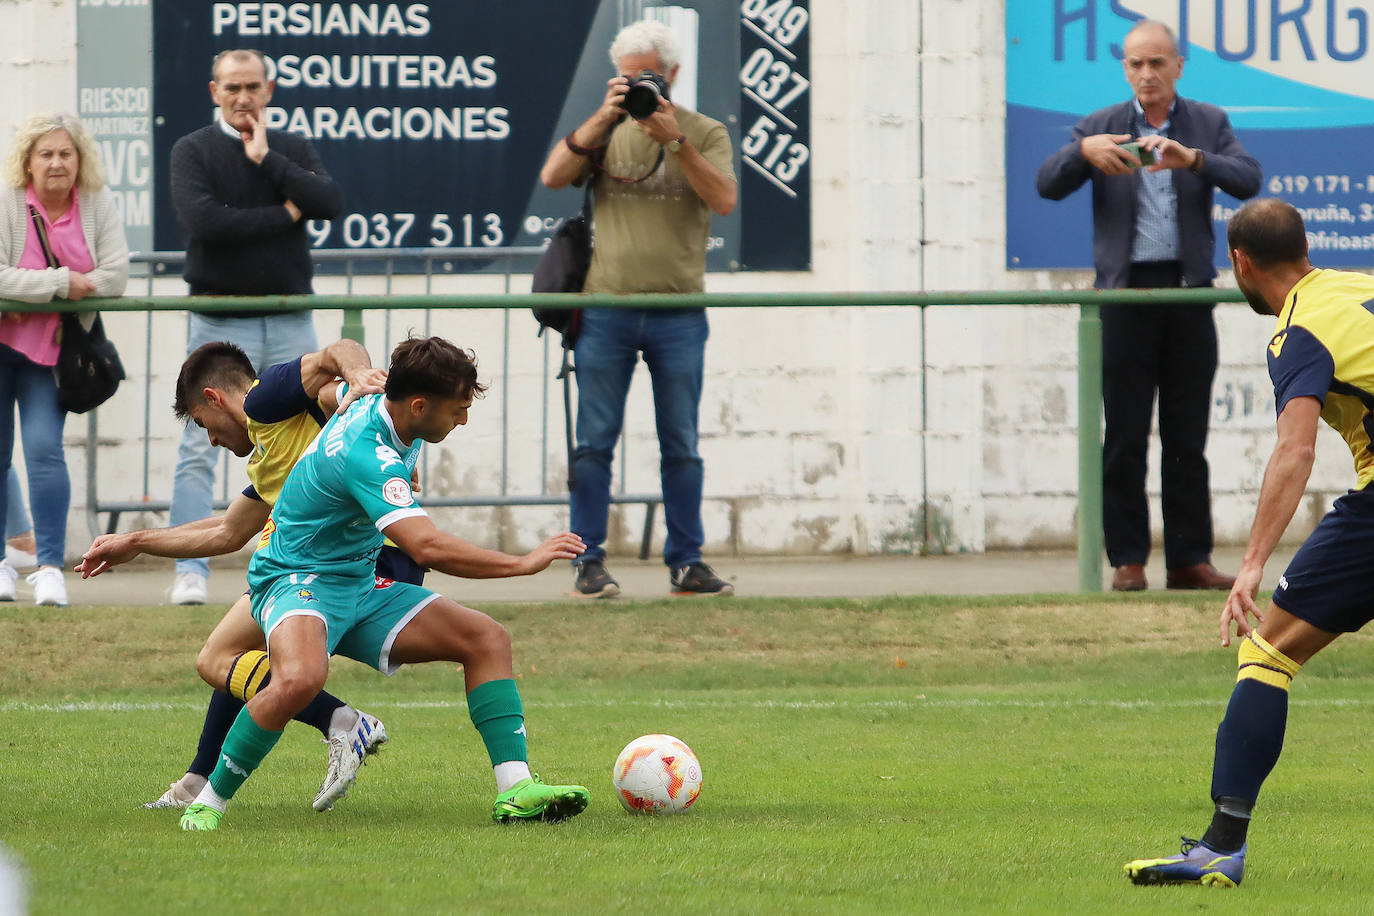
[1119,141,1157,168]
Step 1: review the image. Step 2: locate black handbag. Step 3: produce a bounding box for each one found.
[27,205,125,413]
[531,181,593,347]
[54,312,125,414]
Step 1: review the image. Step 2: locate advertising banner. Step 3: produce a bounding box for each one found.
[1007,2,1374,270]
[77,1,810,272]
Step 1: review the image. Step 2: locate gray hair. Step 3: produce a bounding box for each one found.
[609,19,680,73]
[1125,19,1181,56]
[212,48,269,82]
[4,112,106,192]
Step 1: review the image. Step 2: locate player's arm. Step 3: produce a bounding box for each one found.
[76,494,273,578]
[298,339,386,414]
[1219,395,1321,645]
[381,515,583,578]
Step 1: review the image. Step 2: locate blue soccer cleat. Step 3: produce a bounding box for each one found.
[1124,836,1245,887]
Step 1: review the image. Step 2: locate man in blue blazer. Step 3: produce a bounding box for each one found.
[1037,19,1262,592]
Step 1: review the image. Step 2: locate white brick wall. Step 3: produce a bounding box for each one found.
[0,1,1348,565]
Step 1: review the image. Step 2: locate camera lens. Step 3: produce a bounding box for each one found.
[623,83,661,120]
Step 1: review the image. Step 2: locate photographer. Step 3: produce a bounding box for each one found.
[540,19,736,599]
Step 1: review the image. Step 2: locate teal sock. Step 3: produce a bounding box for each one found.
[207,706,284,799]
[467,678,527,766]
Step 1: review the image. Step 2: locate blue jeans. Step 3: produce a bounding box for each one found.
[170,312,318,577]
[0,345,67,567]
[6,466,31,538]
[571,307,707,569]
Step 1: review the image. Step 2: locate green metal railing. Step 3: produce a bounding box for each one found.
[1,287,1244,591]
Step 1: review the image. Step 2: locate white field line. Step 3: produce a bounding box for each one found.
[3,696,1371,714]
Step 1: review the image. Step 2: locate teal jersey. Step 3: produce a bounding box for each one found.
[248,393,425,589]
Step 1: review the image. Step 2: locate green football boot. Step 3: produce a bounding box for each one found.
[492,775,589,823]
[180,803,224,832]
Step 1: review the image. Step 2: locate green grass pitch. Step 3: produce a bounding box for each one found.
[4,593,1374,914]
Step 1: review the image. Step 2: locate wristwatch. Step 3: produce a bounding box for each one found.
[666,133,686,153]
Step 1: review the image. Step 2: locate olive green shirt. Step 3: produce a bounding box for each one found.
[582,108,735,295]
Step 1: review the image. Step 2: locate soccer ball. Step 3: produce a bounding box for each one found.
[612,734,703,814]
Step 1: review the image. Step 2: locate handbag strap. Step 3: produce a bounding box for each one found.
[27,205,61,269]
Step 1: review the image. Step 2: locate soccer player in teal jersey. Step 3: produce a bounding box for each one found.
[1126,198,1374,886]
[180,336,589,831]
[78,339,410,812]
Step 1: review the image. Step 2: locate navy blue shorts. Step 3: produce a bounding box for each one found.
[1272,487,1374,633]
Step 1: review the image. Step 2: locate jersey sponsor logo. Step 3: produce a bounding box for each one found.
[1278,575,1289,590]
[374,576,395,589]
[1269,331,1287,358]
[382,476,413,507]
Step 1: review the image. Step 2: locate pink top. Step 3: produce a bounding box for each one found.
[2,187,95,366]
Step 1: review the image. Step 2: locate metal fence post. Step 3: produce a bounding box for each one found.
[1077,302,1103,592]
[341,307,365,345]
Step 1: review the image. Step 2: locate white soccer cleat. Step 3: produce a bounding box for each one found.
[313,710,387,812]
[143,773,207,810]
[0,561,17,602]
[29,567,67,606]
[169,572,208,605]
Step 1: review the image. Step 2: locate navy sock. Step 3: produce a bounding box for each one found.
[293,689,347,736]
[1210,678,1288,805]
[188,690,245,778]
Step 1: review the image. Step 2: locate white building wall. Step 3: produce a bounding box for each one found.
[0,1,1346,564]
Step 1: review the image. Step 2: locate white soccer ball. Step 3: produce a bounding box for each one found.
[612,734,703,814]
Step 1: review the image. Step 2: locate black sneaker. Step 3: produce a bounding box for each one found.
[573,560,620,598]
[669,562,735,596]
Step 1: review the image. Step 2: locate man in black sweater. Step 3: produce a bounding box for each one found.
[166,49,342,605]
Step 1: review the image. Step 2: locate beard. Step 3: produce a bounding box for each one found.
[1242,287,1271,316]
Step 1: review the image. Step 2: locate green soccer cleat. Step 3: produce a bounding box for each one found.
[492,775,589,823]
[180,803,224,832]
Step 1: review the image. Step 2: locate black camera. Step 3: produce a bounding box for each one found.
[622,69,670,120]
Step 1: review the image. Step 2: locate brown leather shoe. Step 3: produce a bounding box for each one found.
[1112,564,1147,591]
[1165,562,1236,591]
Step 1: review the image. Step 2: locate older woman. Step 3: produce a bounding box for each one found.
[0,113,129,605]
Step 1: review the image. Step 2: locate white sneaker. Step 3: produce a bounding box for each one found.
[313,710,388,812]
[28,567,67,606]
[170,572,208,605]
[143,772,207,810]
[4,544,36,570]
[0,562,16,602]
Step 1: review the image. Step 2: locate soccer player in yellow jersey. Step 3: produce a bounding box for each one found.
[1126,198,1374,886]
[77,338,410,812]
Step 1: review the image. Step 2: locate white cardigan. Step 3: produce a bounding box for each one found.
[0,185,130,303]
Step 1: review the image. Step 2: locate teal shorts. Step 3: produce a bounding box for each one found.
[251,572,440,675]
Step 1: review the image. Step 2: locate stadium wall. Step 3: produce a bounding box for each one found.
[0,1,1352,562]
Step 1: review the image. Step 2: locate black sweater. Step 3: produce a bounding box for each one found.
[169,125,342,311]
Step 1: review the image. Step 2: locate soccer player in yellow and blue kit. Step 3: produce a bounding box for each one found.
[78,338,412,812]
[178,336,590,831]
[1126,198,1374,886]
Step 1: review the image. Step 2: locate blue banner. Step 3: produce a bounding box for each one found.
[1007,2,1374,269]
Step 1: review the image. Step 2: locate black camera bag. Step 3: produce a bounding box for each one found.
[531,181,593,347]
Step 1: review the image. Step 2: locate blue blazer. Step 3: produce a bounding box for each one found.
[1035,96,1262,289]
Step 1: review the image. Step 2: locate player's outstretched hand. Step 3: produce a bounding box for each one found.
[1219,564,1265,647]
[74,533,139,579]
[522,532,586,574]
[336,367,389,414]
